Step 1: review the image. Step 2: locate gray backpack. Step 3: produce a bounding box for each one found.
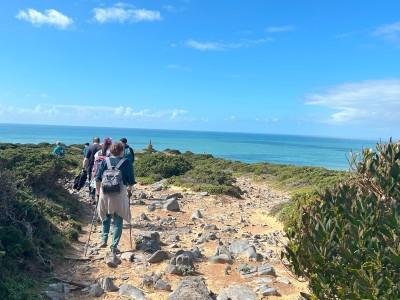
[101,158,126,194]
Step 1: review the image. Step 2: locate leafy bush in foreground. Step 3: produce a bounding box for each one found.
[283,140,400,299]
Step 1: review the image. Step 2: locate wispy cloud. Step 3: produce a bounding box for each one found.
[16,8,73,29]
[265,25,295,33]
[305,79,400,126]
[163,5,186,13]
[373,21,400,42]
[92,6,162,23]
[0,103,196,123]
[186,38,272,51]
[0,104,60,117]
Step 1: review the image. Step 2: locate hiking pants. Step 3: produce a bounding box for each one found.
[101,213,123,249]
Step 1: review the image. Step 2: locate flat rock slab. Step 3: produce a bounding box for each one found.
[119,284,148,300]
[217,285,258,300]
[167,277,213,300]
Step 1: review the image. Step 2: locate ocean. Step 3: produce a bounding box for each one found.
[0,123,378,170]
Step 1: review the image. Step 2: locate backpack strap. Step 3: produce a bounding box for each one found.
[115,158,126,170]
[105,157,112,169]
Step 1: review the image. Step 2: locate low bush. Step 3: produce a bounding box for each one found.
[283,140,400,299]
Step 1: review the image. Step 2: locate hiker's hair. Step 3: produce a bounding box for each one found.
[110,142,124,157]
[101,142,111,156]
[93,137,100,143]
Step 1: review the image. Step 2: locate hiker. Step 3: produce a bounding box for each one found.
[52,141,65,156]
[83,142,90,157]
[82,137,102,199]
[120,137,134,164]
[96,142,134,254]
[89,137,112,204]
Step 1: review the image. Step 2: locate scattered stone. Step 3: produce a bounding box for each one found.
[135,232,161,253]
[191,209,203,219]
[163,198,180,212]
[148,250,170,263]
[154,279,172,291]
[98,277,118,292]
[229,240,259,261]
[221,227,237,233]
[276,276,291,284]
[119,284,148,300]
[209,254,233,264]
[140,213,150,221]
[121,274,129,280]
[257,263,276,276]
[191,246,202,259]
[141,274,155,287]
[196,192,209,197]
[214,245,232,259]
[259,284,279,296]
[121,252,134,262]
[224,265,231,275]
[166,193,183,199]
[167,277,213,300]
[42,291,63,300]
[104,251,121,268]
[165,235,180,244]
[151,180,166,192]
[217,285,258,300]
[166,253,195,276]
[203,224,218,230]
[89,284,104,297]
[138,192,148,199]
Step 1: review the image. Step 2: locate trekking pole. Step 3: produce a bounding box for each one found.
[128,190,133,250]
[85,196,99,257]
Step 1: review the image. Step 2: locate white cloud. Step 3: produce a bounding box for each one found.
[305,79,400,125]
[186,38,272,51]
[16,8,73,29]
[266,25,295,33]
[373,21,400,42]
[92,6,161,23]
[186,40,228,51]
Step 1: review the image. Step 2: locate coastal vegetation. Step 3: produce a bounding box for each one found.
[283,140,400,299]
[0,143,83,298]
[0,141,398,299]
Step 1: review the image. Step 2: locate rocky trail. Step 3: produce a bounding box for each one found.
[45,176,308,299]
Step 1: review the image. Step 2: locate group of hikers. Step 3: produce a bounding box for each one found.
[82,137,135,254]
[59,137,134,254]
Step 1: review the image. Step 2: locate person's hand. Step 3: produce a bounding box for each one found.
[127,185,133,191]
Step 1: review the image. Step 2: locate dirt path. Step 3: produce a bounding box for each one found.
[53,176,308,299]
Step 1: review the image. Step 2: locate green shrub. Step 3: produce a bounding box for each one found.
[135,152,192,180]
[283,140,400,299]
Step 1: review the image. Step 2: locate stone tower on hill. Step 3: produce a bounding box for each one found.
[145,140,154,151]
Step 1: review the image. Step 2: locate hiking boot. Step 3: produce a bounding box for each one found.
[98,240,107,248]
[110,247,120,254]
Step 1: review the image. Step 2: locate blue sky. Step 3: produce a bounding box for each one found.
[0,0,399,140]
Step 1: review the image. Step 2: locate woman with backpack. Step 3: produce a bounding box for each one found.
[89,137,112,204]
[95,142,135,254]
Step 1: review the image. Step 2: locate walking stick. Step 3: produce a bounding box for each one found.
[128,190,133,250]
[84,196,99,257]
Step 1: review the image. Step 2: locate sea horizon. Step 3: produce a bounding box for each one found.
[0,123,382,170]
